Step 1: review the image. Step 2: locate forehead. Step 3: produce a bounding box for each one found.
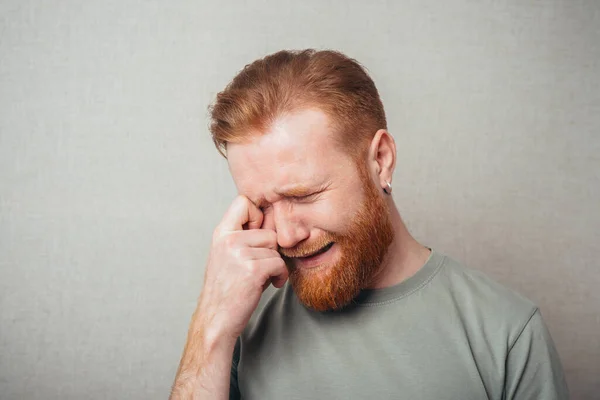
[227,108,352,198]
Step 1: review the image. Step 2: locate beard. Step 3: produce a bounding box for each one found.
[280,163,395,311]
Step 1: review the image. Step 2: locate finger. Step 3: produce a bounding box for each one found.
[226,229,278,250]
[261,257,289,286]
[241,247,281,260]
[217,195,263,234]
[261,275,289,291]
[271,273,289,289]
[255,258,287,292]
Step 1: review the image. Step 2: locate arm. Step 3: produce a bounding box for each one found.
[169,196,287,399]
[169,309,237,400]
[504,309,569,399]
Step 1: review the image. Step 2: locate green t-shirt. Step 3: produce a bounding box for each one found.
[230,249,568,399]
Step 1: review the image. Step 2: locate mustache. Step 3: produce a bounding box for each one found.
[279,236,335,258]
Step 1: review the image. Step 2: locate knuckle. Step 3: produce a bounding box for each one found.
[228,246,242,261]
[213,232,237,251]
[237,247,251,259]
[245,259,260,275]
[268,249,279,259]
[265,230,278,246]
[276,257,286,269]
[222,232,238,248]
[235,194,250,207]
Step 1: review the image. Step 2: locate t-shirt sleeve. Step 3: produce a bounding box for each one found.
[229,337,241,400]
[504,308,569,399]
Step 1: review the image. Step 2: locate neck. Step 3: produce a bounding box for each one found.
[367,200,431,289]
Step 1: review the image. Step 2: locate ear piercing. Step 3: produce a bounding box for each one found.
[383,181,392,195]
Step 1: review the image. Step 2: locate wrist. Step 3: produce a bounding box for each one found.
[189,309,238,355]
[201,323,237,354]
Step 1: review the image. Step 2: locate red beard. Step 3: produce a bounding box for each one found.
[280,163,394,311]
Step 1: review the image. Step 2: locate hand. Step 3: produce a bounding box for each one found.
[197,195,288,342]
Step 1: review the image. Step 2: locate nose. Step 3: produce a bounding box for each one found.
[272,204,310,249]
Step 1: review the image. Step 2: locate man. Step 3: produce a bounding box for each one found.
[170,49,568,399]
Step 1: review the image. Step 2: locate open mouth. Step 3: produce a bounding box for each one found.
[298,242,335,259]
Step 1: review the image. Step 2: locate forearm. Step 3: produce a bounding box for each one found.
[170,311,236,400]
[170,196,282,399]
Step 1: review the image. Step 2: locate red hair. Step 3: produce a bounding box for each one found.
[209,49,387,159]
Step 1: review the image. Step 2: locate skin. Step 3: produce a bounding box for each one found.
[170,108,431,399]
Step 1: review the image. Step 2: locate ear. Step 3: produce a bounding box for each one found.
[367,129,396,191]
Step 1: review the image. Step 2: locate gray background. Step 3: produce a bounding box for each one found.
[1,0,598,399]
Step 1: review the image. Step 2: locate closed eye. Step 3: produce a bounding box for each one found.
[291,192,319,202]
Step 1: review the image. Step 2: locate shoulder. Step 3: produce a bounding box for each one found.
[437,252,536,310]
[432,251,538,346]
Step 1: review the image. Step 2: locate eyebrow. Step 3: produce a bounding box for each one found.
[276,186,316,198]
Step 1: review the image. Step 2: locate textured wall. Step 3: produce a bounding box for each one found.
[1,1,598,399]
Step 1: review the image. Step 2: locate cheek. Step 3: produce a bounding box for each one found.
[303,196,359,232]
